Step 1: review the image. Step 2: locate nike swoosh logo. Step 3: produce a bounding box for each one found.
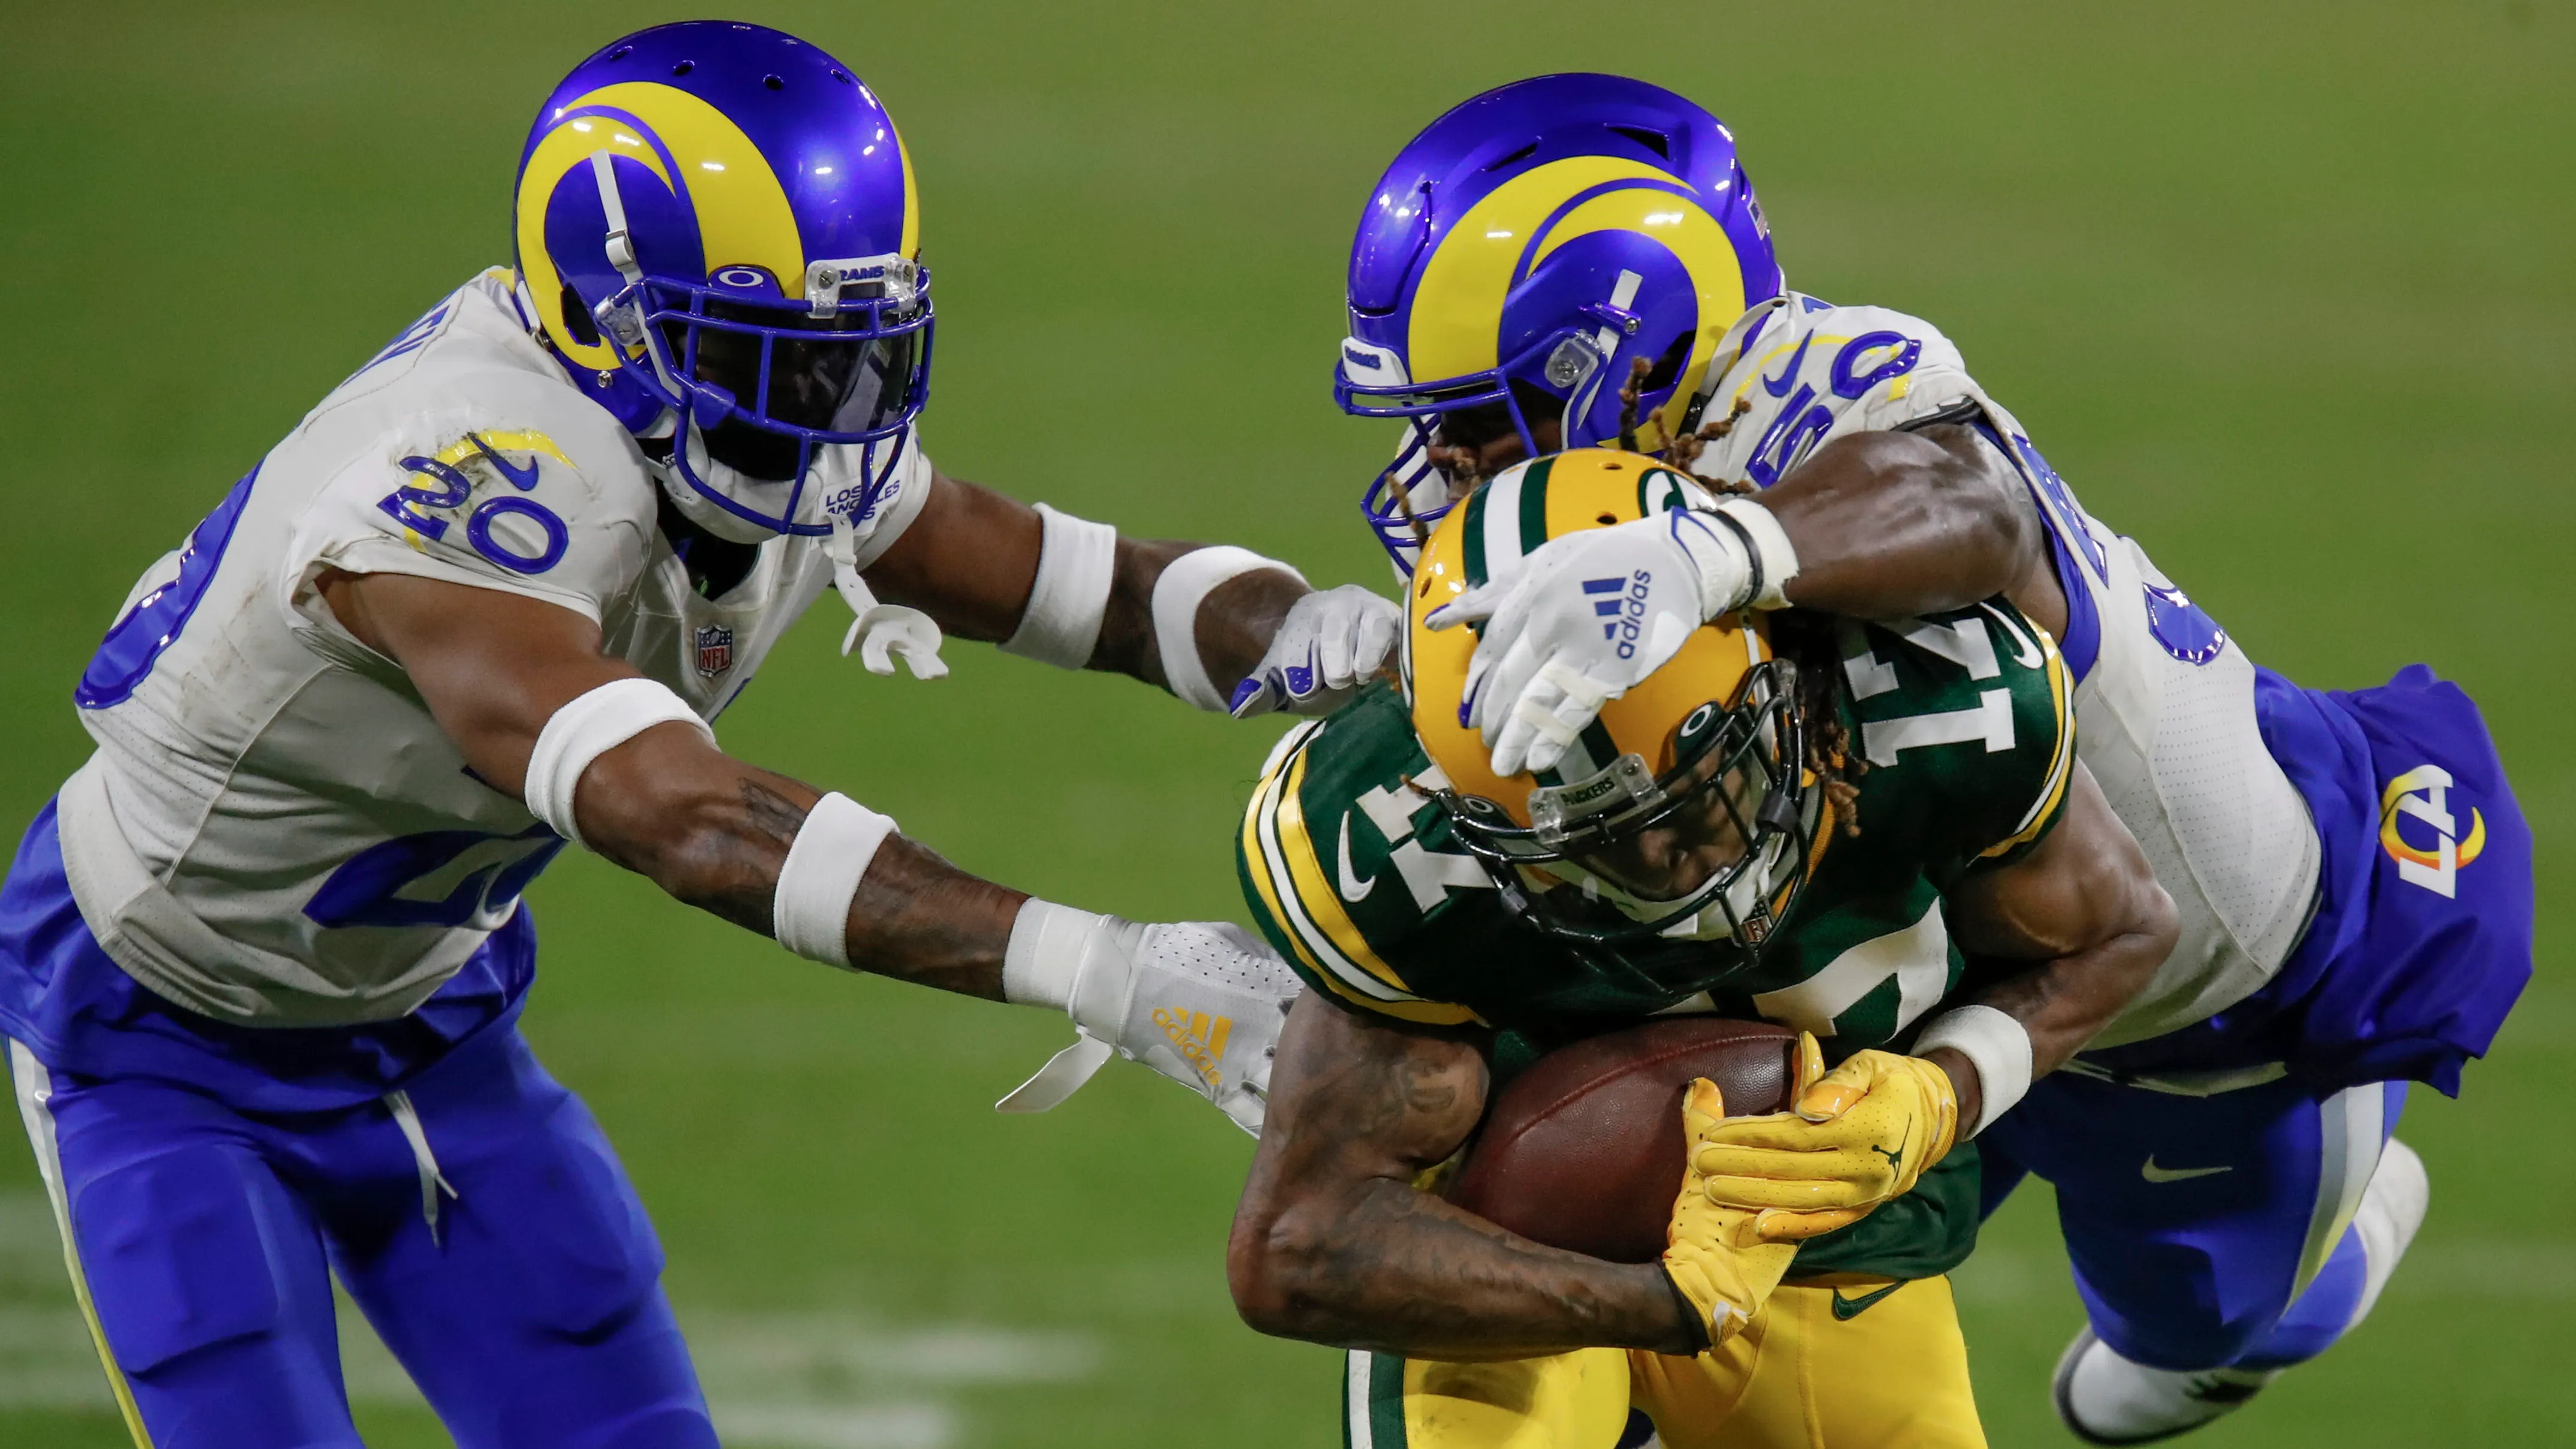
[2141,1157,2233,1184]
[1830,1282,1904,1320]
[1335,814,1377,904]
[1761,334,1814,399]
[467,434,543,491]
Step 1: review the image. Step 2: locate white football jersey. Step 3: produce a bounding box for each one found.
[56,270,930,1028]
[1685,294,2319,1047]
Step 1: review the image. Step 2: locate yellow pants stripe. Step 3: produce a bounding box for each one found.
[9,1039,155,1448]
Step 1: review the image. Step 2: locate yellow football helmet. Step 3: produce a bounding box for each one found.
[1407,448,1823,962]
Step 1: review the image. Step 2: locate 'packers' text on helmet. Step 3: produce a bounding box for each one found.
[1406,448,1822,994]
[1340,75,1785,572]
[515,21,930,538]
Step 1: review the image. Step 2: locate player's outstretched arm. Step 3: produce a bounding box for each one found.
[323,566,1023,991]
[1689,762,2177,1237]
[863,467,1398,717]
[318,568,1296,1130]
[1227,991,1705,1360]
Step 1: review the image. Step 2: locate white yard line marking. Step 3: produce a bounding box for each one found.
[0,1193,1102,1449]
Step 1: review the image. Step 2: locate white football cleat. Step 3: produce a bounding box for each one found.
[2052,1328,2278,1445]
[2055,1136,2430,1444]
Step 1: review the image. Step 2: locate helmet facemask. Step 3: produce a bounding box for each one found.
[1435,659,1819,991]
[600,248,931,539]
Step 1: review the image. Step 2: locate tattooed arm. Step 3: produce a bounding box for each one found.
[316,569,1023,995]
[1227,990,1701,1360]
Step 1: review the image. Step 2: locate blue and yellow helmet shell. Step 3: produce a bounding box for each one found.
[513,22,929,535]
[1340,75,1783,569]
[516,22,918,371]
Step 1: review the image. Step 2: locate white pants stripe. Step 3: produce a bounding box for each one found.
[1347,1348,1377,1449]
[2293,1081,2387,1297]
[8,1038,154,1448]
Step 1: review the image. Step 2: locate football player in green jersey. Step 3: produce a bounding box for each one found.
[1225,449,2178,1449]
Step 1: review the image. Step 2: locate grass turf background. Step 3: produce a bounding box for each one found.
[0,1,2568,1444]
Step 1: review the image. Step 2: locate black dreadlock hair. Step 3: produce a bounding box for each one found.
[1762,608,1866,838]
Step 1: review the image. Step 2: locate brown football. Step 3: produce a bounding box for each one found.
[1447,1018,1798,1264]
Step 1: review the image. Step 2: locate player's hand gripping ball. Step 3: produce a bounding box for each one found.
[1690,1043,1961,1240]
[1662,1077,1801,1348]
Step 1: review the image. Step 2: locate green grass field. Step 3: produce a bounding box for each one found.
[1,2,2569,1444]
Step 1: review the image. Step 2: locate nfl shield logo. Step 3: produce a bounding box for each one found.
[694,624,735,680]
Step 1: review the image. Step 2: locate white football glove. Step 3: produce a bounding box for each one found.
[996,903,1301,1136]
[1426,503,1798,778]
[1228,584,1403,719]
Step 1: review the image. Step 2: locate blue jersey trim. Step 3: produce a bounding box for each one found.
[1972,422,2099,682]
[77,468,259,710]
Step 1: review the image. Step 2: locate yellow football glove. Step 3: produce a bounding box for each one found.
[1661,1079,1800,1349]
[1688,1041,1961,1242]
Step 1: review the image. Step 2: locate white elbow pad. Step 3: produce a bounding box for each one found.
[772,791,901,968]
[1151,545,1304,711]
[1912,1004,2034,1136]
[524,678,712,848]
[999,503,1118,670]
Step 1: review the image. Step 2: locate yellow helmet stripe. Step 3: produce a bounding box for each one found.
[1526,186,1749,444]
[576,81,806,288]
[516,80,812,370]
[1406,156,1685,384]
[891,116,919,258]
[517,104,679,371]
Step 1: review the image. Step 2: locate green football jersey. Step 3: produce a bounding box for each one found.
[1236,600,2075,1281]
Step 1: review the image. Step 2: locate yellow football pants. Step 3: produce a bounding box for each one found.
[1341,1277,1985,1449]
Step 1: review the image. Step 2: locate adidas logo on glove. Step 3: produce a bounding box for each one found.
[1582,572,1656,657]
[1153,1007,1233,1091]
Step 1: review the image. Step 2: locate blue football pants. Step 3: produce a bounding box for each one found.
[7,1025,718,1449]
[1979,1068,2408,1373]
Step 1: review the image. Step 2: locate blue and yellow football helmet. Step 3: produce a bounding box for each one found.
[515,21,929,536]
[1338,75,1783,570]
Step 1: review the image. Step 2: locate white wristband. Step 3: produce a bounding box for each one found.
[524,678,712,848]
[772,792,900,968]
[999,503,1118,670]
[1710,497,1799,611]
[1913,1004,2034,1136]
[1151,546,1304,711]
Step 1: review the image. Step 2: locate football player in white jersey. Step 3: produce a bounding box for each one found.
[1326,76,2528,1444]
[0,23,1399,1449]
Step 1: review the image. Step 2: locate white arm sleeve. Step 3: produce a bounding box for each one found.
[772,792,901,968]
[524,678,713,848]
[1151,546,1304,711]
[999,503,1118,669]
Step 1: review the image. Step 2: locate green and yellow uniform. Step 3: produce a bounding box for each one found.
[1238,600,2074,1449]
